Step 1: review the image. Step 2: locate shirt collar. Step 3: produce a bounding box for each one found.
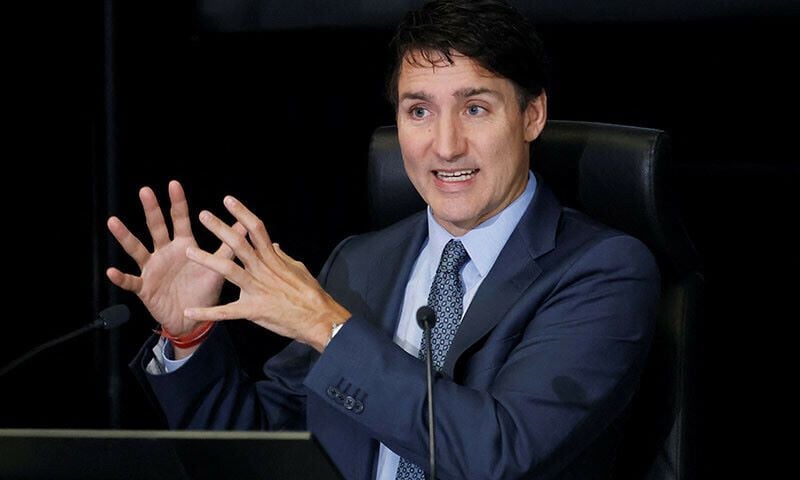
[426,171,537,278]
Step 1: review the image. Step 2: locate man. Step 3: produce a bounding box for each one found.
[107,1,660,478]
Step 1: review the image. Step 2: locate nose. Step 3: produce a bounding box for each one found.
[432,113,467,161]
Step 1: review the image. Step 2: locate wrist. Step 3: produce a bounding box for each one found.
[158,321,215,349]
[313,311,350,353]
[310,298,351,353]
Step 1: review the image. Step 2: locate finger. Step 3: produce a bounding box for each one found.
[213,222,247,261]
[107,216,150,268]
[232,222,248,236]
[273,242,316,285]
[273,242,299,268]
[168,180,193,238]
[273,242,289,260]
[222,196,281,267]
[139,186,171,249]
[106,267,143,293]
[198,210,262,271]
[184,303,242,322]
[186,245,252,289]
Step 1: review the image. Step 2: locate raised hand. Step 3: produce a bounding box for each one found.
[181,195,351,352]
[106,180,243,337]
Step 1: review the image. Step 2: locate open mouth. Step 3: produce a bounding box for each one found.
[433,168,480,183]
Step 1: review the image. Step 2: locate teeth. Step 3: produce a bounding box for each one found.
[435,169,478,182]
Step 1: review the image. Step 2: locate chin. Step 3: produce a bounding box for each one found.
[431,207,480,232]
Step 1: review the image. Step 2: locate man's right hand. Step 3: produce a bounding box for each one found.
[106,180,242,338]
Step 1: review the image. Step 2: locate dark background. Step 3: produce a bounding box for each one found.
[3,1,798,477]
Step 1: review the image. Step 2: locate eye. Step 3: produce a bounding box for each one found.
[410,107,429,119]
[466,104,486,116]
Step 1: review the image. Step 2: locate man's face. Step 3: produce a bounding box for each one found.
[396,52,546,236]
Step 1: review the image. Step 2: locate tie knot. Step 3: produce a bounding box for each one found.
[439,239,469,274]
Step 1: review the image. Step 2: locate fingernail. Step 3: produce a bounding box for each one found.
[199,211,210,221]
[224,196,236,207]
[184,308,194,318]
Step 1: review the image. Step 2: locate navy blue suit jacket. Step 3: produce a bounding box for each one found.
[133,181,660,479]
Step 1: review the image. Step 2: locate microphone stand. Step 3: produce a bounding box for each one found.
[417,306,437,480]
[0,304,130,377]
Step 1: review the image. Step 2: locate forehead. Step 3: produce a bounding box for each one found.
[397,51,510,95]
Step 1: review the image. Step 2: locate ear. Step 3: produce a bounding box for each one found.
[523,91,548,142]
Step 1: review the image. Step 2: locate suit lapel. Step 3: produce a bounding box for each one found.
[443,182,563,377]
[368,213,429,335]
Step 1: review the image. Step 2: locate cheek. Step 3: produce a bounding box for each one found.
[400,145,419,168]
[401,153,428,191]
[399,138,427,174]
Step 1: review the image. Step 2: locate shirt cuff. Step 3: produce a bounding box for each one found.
[145,337,193,375]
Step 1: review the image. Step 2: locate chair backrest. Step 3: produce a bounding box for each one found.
[367,120,703,480]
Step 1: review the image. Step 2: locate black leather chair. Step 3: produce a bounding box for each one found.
[366,120,703,480]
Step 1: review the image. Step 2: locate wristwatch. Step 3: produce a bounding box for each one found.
[328,322,344,346]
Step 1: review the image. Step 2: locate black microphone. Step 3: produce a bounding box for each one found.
[0,304,130,377]
[416,305,437,480]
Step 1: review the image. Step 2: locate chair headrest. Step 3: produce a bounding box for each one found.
[367,120,700,277]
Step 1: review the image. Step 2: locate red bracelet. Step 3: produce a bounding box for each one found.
[158,322,215,349]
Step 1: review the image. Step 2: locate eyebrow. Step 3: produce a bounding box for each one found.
[453,87,502,100]
[399,91,433,103]
[399,87,502,104]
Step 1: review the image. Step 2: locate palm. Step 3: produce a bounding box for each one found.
[106,181,236,336]
[138,235,224,334]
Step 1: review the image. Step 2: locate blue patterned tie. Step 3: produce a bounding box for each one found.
[396,239,470,480]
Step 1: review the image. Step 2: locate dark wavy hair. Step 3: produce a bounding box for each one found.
[387,0,548,110]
